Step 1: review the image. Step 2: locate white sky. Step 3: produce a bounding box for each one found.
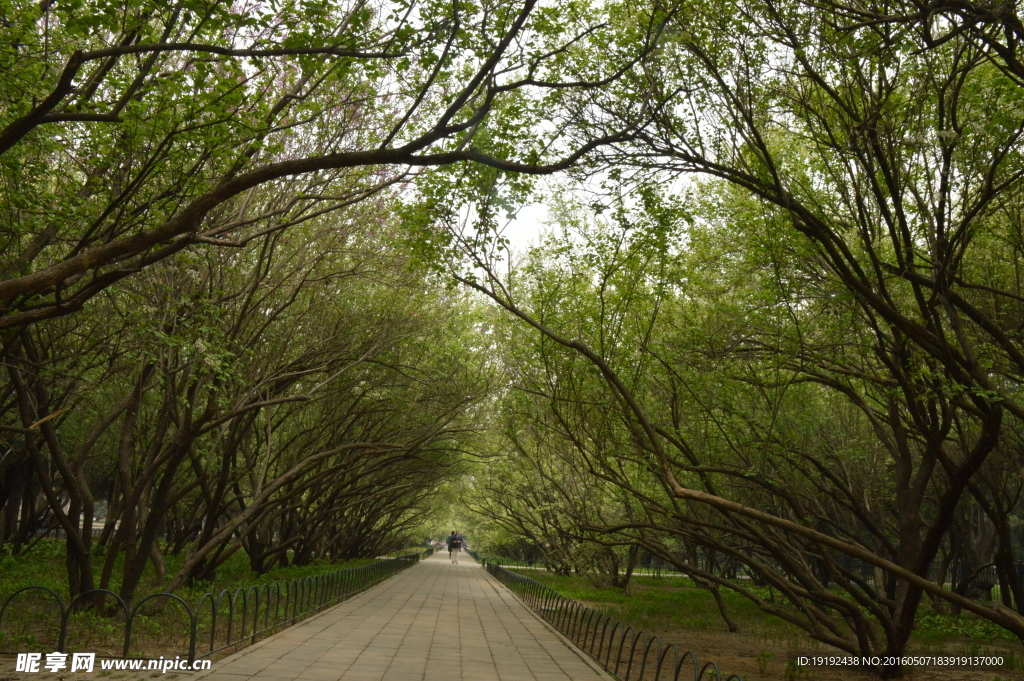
[498,201,551,256]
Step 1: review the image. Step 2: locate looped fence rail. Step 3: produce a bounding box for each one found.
[473,552,743,681]
[1,548,433,661]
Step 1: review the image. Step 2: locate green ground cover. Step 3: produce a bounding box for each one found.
[0,539,378,606]
[511,569,1020,653]
[0,540,405,657]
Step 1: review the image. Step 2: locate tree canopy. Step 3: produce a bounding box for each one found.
[5,0,1024,677]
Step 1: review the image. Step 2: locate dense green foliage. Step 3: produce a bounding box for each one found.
[0,0,660,607]
[454,1,1024,676]
[6,0,1024,677]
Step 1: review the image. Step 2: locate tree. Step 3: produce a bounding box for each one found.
[457,183,1024,675]
[0,192,490,603]
[0,0,664,329]
[604,1,1024,672]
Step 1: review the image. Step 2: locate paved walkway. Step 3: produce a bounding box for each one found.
[198,551,609,681]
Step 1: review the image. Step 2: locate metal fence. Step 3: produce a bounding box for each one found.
[474,553,741,681]
[0,548,433,662]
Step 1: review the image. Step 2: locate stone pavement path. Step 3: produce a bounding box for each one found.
[197,551,609,681]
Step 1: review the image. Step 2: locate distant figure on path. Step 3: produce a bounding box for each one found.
[447,530,464,564]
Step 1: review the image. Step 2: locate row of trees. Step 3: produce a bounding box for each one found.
[0,200,488,603]
[5,0,1024,676]
[458,0,1024,677]
[0,0,659,604]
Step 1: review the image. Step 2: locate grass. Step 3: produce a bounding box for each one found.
[511,570,1021,648]
[511,571,808,639]
[0,539,387,603]
[0,540,414,658]
[510,569,1024,681]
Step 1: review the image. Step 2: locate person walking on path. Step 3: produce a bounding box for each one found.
[447,530,464,564]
